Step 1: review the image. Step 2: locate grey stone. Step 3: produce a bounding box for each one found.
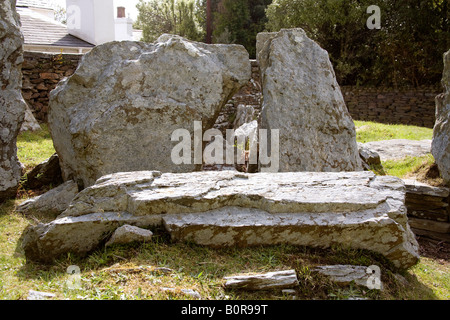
[27,290,56,300]
[363,139,432,161]
[432,49,450,185]
[17,180,79,216]
[105,224,153,247]
[256,29,362,172]
[223,270,299,291]
[48,35,251,188]
[22,171,419,270]
[358,142,381,170]
[0,0,27,201]
[233,105,256,129]
[25,153,63,189]
[20,104,41,132]
[313,265,382,290]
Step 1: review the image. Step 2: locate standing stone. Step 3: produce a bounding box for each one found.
[49,35,250,188]
[432,50,450,186]
[256,29,362,172]
[0,0,27,202]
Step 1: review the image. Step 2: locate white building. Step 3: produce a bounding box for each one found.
[17,0,140,54]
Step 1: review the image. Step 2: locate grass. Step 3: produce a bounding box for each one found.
[354,121,433,143]
[0,121,449,301]
[16,124,55,172]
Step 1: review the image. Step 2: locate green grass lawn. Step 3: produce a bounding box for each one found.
[0,121,448,301]
[16,124,55,172]
[354,121,433,143]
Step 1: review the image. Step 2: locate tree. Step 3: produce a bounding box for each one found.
[265,0,450,86]
[135,0,205,43]
[213,0,271,58]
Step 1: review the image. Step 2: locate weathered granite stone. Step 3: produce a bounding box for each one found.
[432,50,450,185]
[0,0,27,201]
[313,265,382,290]
[256,29,362,172]
[363,139,432,161]
[22,171,419,269]
[20,104,41,132]
[105,224,153,247]
[357,142,381,170]
[17,180,79,216]
[25,153,63,189]
[48,35,251,188]
[223,270,299,291]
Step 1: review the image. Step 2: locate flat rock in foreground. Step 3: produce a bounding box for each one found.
[22,171,419,270]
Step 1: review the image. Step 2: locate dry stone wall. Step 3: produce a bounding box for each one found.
[21,52,440,131]
[21,51,81,122]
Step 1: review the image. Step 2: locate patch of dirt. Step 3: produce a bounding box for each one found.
[417,236,450,265]
[405,162,447,187]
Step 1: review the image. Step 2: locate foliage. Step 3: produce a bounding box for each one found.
[135,0,205,42]
[265,0,449,86]
[212,0,272,58]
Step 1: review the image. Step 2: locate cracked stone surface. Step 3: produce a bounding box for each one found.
[0,0,27,201]
[432,49,450,185]
[256,29,363,172]
[22,171,419,270]
[48,35,251,188]
[362,139,432,161]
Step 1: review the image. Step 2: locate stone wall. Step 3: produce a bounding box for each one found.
[342,85,442,128]
[21,54,441,130]
[21,51,82,122]
[404,180,450,242]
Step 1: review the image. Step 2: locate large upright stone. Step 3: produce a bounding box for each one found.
[256,29,362,172]
[0,0,27,202]
[49,35,250,188]
[22,171,419,270]
[432,50,450,186]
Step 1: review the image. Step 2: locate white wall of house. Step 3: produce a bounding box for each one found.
[66,0,116,45]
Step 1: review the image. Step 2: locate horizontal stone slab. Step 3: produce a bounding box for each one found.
[223,270,299,291]
[408,217,450,234]
[403,179,450,198]
[22,171,419,269]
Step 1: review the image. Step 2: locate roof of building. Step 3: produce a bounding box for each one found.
[18,9,95,48]
[16,0,54,10]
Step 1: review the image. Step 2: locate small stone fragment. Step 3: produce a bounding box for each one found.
[223,270,299,291]
[105,224,153,247]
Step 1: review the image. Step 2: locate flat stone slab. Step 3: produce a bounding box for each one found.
[22,171,419,270]
[223,270,299,291]
[362,139,432,161]
[313,265,372,288]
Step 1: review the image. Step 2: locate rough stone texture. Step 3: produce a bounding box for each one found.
[17,180,78,216]
[105,224,153,247]
[0,0,27,202]
[357,142,381,170]
[20,103,41,132]
[256,29,362,172]
[27,290,56,300]
[25,153,63,189]
[313,265,379,289]
[223,270,299,291]
[48,35,250,188]
[22,171,419,269]
[404,179,449,223]
[432,50,450,186]
[363,139,432,161]
[343,85,441,129]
